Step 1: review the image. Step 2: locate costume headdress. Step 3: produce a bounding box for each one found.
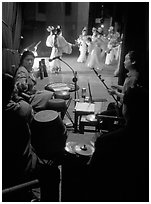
[47,26,54,32]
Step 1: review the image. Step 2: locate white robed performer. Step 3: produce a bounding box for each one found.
[76,27,88,63]
[46,25,73,73]
[86,29,107,70]
[105,29,121,65]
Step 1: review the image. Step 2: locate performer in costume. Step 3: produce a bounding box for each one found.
[85,36,95,68]
[91,27,98,42]
[76,27,88,63]
[86,28,106,70]
[105,26,121,65]
[46,25,73,73]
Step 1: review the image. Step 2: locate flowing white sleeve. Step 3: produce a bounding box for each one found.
[58,36,72,54]
[46,35,54,47]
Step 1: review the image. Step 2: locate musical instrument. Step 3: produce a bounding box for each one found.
[64,141,95,164]
[45,82,79,93]
[87,80,93,103]
[31,110,67,160]
[74,143,95,156]
[48,99,66,111]
[92,68,119,105]
[54,91,70,100]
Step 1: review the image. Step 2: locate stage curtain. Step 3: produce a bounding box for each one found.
[2,2,21,75]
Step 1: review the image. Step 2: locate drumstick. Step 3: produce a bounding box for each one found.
[88,80,93,103]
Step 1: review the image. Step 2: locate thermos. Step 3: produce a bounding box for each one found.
[39,61,44,80]
[41,59,48,77]
[81,88,86,101]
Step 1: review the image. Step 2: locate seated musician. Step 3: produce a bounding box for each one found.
[12,50,67,119]
[2,73,35,201]
[87,86,149,201]
[100,50,140,130]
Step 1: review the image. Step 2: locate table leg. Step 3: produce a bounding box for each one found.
[73,111,78,132]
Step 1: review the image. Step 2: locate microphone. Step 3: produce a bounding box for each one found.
[74,71,77,78]
[72,71,78,83]
[49,56,61,62]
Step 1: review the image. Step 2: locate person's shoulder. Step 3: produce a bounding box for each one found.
[17,66,28,72]
[96,127,126,147]
[16,66,28,75]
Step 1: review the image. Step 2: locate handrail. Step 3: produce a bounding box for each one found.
[2,179,39,195]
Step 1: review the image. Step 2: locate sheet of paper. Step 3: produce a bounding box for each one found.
[75,102,103,113]
[94,102,103,114]
[75,102,95,112]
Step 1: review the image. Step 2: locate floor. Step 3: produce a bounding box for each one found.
[33,48,119,201]
[34,47,118,143]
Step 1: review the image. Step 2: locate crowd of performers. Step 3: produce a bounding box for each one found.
[75,26,122,72]
[46,24,122,74]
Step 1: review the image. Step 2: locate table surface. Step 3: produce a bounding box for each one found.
[74,102,103,114]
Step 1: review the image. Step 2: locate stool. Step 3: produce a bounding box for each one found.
[79,115,99,134]
[74,102,103,133]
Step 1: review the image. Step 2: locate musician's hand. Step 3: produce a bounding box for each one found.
[108,88,116,95]
[117,101,122,108]
[16,81,28,93]
[111,84,117,89]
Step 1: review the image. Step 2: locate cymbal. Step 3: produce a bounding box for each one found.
[65,142,95,156]
[74,143,95,156]
[65,141,77,154]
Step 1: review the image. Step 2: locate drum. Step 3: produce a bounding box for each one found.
[54,91,70,100]
[48,98,66,111]
[45,82,79,92]
[31,110,67,160]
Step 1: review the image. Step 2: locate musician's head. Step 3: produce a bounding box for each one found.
[124,51,139,72]
[20,50,35,72]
